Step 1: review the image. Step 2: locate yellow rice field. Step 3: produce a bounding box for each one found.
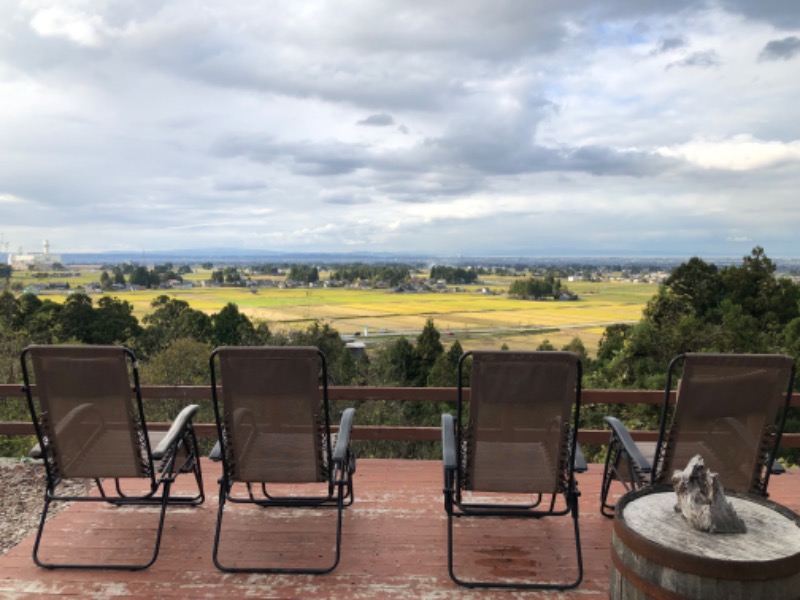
[17,270,656,354]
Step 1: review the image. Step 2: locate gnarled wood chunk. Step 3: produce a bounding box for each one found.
[672,454,747,534]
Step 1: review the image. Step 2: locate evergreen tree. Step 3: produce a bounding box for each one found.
[427,339,463,387]
[372,337,419,386]
[414,318,444,386]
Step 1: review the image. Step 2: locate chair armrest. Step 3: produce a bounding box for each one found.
[208,441,222,461]
[770,458,786,475]
[604,416,652,473]
[333,407,355,463]
[152,404,199,460]
[442,413,457,471]
[573,442,588,473]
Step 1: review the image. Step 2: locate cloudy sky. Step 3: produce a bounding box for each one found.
[2,1,799,258]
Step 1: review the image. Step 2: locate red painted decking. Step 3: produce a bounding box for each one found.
[1,459,799,598]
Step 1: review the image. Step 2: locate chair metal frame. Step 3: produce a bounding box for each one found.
[210,346,356,574]
[600,352,795,518]
[21,344,204,570]
[442,350,584,590]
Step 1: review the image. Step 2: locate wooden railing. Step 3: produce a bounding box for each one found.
[2,384,799,448]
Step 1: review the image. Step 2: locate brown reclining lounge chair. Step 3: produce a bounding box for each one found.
[209,346,355,574]
[442,350,585,590]
[600,353,795,518]
[22,344,204,570]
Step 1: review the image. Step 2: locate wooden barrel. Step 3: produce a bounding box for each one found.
[610,486,800,599]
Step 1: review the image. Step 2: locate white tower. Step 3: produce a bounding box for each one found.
[43,239,50,257]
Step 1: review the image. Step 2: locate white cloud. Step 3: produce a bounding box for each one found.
[29,5,107,47]
[658,136,800,171]
[0,193,28,204]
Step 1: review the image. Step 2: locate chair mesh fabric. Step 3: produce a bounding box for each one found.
[657,353,794,491]
[30,345,145,479]
[466,351,576,495]
[217,347,325,483]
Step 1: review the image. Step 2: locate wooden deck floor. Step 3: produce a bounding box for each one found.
[1,459,799,598]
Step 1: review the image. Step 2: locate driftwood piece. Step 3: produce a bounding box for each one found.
[672,454,747,534]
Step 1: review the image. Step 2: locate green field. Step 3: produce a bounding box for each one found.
[11,269,656,355]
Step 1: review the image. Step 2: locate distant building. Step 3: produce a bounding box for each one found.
[8,240,62,270]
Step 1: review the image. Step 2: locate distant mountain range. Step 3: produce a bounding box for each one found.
[3,248,800,270]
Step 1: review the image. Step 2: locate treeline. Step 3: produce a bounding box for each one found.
[429,266,478,284]
[508,273,566,300]
[211,266,243,285]
[288,265,320,284]
[329,265,410,287]
[98,263,189,290]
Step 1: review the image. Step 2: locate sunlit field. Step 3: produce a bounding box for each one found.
[10,269,656,354]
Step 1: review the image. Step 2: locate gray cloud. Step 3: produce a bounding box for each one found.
[759,36,800,61]
[357,113,395,126]
[652,36,687,54]
[321,193,373,205]
[719,0,800,29]
[214,180,268,191]
[666,50,722,70]
[213,137,370,176]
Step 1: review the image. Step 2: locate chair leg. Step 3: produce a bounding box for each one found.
[212,479,346,574]
[446,494,583,590]
[600,439,618,518]
[187,428,205,504]
[32,481,171,570]
[31,490,53,569]
[169,431,205,506]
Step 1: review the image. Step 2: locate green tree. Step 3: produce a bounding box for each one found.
[139,338,214,422]
[57,293,95,343]
[112,266,126,285]
[288,265,319,284]
[371,337,418,386]
[664,256,721,317]
[0,328,33,455]
[22,300,62,344]
[129,266,160,288]
[536,339,556,351]
[0,290,19,332]
[414,318,444,386]
[212,302,256,347]
[289,321,354,385]
[783,317,800,361]
[509,274,565,300]
[561,337,589,371]
[140,296,213,354]
[426,339,464,387]
[91,296,141,345]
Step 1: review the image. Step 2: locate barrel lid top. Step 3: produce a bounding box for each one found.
[616,486,800,568]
